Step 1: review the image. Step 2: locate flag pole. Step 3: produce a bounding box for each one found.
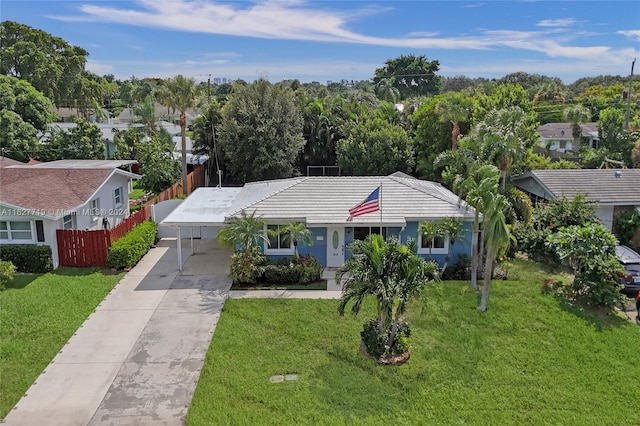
[379,182,383,233]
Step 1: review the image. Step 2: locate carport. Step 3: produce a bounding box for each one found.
[160,186,243,270]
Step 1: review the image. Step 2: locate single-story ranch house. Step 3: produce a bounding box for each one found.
[161,173,476,269]
[0,159,140,268]
[513,168,640,231]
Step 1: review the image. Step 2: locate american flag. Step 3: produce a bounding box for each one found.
[347,187,380,221]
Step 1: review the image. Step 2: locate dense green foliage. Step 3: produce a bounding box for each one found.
[0,267,123,418]
[39,119,105,160]
[546,223,624,307]
[0,75,53,161]
[0,260,16,290]
[228,247,268,284]
[188,259,640,425]
[219,79,305,181]
[107,221,157,269]
[614,208,640,248]
[0,245,52,273]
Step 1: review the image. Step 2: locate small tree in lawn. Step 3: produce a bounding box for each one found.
[337,235,438,363]
[280,221,313,258]
[546,223,624,307]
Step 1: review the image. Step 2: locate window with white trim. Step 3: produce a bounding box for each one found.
[114,187,123,207]
[265,224,293,254]
[417,226,449,255]
[0,221,34,242]
[63,214,73,229]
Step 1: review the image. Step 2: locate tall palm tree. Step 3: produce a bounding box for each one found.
[477,193,512,313]
[454,164,500,290]
[435,92,471,150]
[337,235,437,356]
[563,105,591,154]
[280,221,313,258]
[475,106,530,192]
[165,75,198,195]
[216,210,270,254]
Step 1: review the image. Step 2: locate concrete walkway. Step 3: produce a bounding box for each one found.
[3,238,231,426]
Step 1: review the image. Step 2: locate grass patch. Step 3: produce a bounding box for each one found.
[128,180,148,201]
[0,267,123,419]
[187,259,640,425]
[231,280,327,291]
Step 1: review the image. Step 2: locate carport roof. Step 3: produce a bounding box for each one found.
[160,174,474,228]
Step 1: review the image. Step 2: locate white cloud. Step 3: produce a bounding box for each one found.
[85,60,113,75]
[50,0,632,64]
[618,29,640,42]
[537,18,576,28]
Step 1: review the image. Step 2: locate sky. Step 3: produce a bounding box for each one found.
[2,0,639,85]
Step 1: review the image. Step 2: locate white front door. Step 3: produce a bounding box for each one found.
[326,227,344,267]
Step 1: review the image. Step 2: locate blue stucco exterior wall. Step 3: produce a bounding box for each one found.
[263,222,473,268]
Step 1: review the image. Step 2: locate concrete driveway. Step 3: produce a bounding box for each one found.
[3,238,231,426]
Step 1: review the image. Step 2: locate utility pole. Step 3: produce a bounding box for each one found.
[624,58,636,129]
[207,74,211,101]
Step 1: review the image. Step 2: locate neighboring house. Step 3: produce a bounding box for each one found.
[43,121,183,159]
[512,169,640,231]
[161,173,476,270]
[536,122,599,154]
[114,105,198,126]
[0,160,140,268]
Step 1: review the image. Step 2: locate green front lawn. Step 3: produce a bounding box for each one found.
[188,260,640,425]
[0,268,123,419]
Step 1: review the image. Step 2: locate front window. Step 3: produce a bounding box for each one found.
[353,226,387,241]
[0,221,34,241]
[417,224,449,255]
[266,224,293,253]
[90,198,100,221]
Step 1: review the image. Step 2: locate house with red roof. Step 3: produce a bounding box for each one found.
[0,160,140,268]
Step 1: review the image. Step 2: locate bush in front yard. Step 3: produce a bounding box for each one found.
[0,245,53,273]
[260,254,322,284]
[229,248,268,284]
[107,221,157,269]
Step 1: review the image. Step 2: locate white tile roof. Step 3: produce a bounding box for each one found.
[160,174,474,227]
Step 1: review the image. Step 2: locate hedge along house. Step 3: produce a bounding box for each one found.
[0,159,140,268]
[160,173,476,270]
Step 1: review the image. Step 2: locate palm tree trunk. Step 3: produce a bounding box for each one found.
[471,215,479,291]
[387,316,401,354]
[180,111,188,196]
[452,122,460,150]
[478,246,496,312]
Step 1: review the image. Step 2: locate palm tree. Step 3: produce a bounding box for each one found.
[435,92,471,150]
[477,192,512,313]
[376,77,400,103]
[475,106,530,192]
[454,164,500,291]
[439,217,467,274]
[337,235,437,357]
[280,221,313,258]
[216,210,270,254]
[563,105,591,154]
[165,75,198,195]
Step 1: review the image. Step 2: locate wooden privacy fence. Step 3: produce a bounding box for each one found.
[57,206,148,267]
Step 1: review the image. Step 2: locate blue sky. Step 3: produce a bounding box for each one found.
[3,1,639,84]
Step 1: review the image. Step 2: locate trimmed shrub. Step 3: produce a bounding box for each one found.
[0,245,53,273]
[229,248,267,284]
[361,318,411,359]
[440,254,471,280]
[107,221,157,269]
[0,260,16,290]
[260,254,322,284]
